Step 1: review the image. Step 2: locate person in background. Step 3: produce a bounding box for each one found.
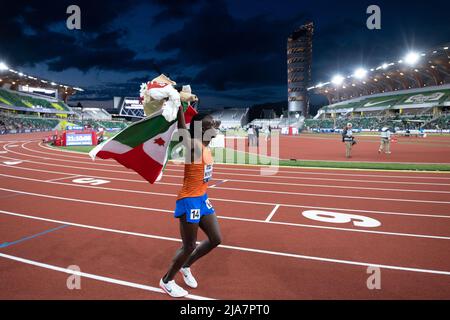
[247,125,255,147]
[254,126,260,147]
[342,123,355,158]
[379,126,392,154]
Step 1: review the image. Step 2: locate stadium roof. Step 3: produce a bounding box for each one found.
[309,44,450,104]
[0,62,83,100]
[318,84,450,114]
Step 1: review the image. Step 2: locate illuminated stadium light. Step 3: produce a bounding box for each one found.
[331,75,344,85]
[50,82,57,86]
[0,62,9,71]
[353,68,368,79]
[18,72,24,76]
[404,52,420,65]
[444,47,449,50]
[382,63,389,69]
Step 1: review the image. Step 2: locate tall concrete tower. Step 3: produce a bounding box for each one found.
[287,22,314,117]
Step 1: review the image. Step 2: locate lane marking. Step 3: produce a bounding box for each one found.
[45,175,82,182]
[5,153,450,191]
[1,171,450,220]
[0,252,214,300]
[302,210,381,228]
[2,156,450,194]
[265,205,280,222]
[3,160,23,165]
[0,189,449,240]
[36,141,450,179]
[12,142,450,185]
[1,209,450,276]
[210,180,228,188]
[1,158,448,204]
[72,177,110,186]
[0,225,69,248]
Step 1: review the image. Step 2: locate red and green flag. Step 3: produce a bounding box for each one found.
[89,106,196,183]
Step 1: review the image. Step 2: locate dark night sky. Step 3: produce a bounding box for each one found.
[1,0,449,110]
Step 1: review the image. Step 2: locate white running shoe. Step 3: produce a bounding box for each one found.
[180,267,198,288]
[159,278,188,298]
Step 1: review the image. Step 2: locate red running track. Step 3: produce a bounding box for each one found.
[226,133,450,163]
[0,134,449,299]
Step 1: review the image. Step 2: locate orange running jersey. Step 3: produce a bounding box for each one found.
[177,145,213,200]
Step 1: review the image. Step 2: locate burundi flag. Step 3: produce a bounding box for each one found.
[89,106,197,184]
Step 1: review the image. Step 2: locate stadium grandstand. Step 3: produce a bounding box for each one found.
[0,61,130,134]
[306,44,450,132]
[210,108,249,129]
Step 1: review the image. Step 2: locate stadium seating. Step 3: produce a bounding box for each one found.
[0,88,70,111]
[211,108,249,129]
[72,107,112,120]
[0,113,59,132]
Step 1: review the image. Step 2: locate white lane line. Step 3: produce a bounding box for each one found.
[1,209,450,276]
[1,155,448,204]
[45,175,82,182]
[1,187,449,240]
[2,156,450,195]
[265,205,280,222]
[5,152,450,190]
[0,151,7,154]
[1,170,450,219]
[210,180,229,188]
[14,142,450,186]
[0,252,214,300]
[3,160,23,165]
[37,141,450,180]
[212,185,450,205]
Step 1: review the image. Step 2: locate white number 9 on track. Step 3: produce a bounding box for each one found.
[302,210,381,228]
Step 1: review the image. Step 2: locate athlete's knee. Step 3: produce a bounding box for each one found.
[183,242,197,254]
[209,234,222,247]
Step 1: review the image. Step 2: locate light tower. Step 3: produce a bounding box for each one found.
[287,22,314,118]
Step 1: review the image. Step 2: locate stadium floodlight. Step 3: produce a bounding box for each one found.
[404,52,420,66]
[0,62,8,71]
[353,68,368,79]
[331,74,344,85]
[382,63,389,69]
